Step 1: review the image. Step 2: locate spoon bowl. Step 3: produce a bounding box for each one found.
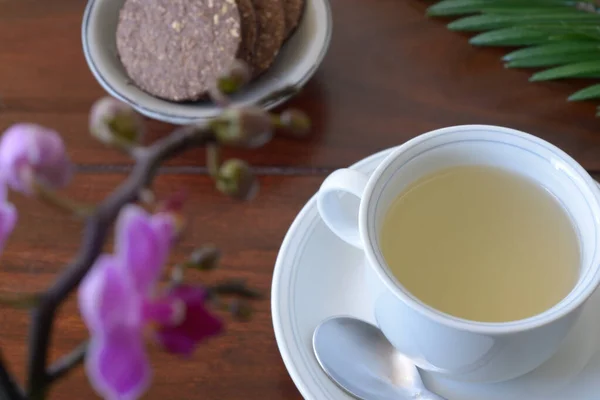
[312,316,446,400]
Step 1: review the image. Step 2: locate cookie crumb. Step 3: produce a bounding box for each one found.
[171,21,182,31]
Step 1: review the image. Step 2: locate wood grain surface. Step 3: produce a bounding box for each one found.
[1,0,600,399]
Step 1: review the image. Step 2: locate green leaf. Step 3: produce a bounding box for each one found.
[427,0,580,17]
[505,51,600,68]
[568,84,600,101]
[507,24,600,40]
[547,33,600,42]
[504,42,600,61]
[470,27,560,46]
[448,13,600,32]
[470,24,600,47]
[551,25,600,41]
[529,61,600,81]
[470,6,594,15]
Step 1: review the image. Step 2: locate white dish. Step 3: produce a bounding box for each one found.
[81,0,332,125]
[271,146,600,400]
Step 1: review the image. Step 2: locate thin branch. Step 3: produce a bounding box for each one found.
[26,123,216,398]
[32,182,95,218]
[0,292,40,309]
[209,279,263,299]
[206,143,220,178]
[46,342,88,385]
[0,351,24,400]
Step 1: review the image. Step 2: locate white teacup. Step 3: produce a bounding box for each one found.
[316,124,600,383]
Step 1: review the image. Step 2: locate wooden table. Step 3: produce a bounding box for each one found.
[1,0,600,399]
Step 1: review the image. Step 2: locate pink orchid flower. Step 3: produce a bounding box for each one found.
[0,123,73,194]
[78,205,223,400]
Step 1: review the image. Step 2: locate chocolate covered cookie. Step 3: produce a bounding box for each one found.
[116,0,242,102]
[282,0,305,38]
[249,0,286,76]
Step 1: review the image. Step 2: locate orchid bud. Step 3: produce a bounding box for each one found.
[278,109,311,137]
[0,123,73,195]
[217,60,252,94]
[187,246,221,271]
[89,97,144,147]
[212,106,273,148]
[216,159,258,200]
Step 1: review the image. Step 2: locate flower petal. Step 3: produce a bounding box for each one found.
[0,182,7,203]
[0,124,35,193]
[30,127,73,189]
[78,254,140,335]
[0,201,17,253]
[149,212,176,265]
[141,298,181,326]
[86,327,151,400]
[155,285,224,356]
[115,205,167,294]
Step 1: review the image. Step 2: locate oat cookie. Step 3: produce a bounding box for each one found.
[116,0,242,102]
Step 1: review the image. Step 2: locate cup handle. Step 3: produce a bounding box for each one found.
[317,168,369,249]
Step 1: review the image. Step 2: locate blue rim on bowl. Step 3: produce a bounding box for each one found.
[81,0,333,125]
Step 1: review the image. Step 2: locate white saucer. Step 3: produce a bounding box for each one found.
[271,146,600,400]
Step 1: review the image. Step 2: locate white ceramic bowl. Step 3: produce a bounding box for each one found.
[81,0,332,124]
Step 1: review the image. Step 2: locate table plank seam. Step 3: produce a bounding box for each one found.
[74,165,600,176]
[75,165,336,176]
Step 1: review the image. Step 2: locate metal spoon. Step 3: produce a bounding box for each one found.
[313,316,447,400]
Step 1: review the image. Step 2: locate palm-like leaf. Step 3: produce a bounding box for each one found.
[530,60,600,81]
[427,0,587,17]
[448,13,600,32]
[426,0,600,116]
[569,83,600,100]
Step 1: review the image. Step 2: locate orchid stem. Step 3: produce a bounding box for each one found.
[0,351,24,400]
[47,341,88,384]
[209,279,263,299]
[0,292,40,309]
[32,182,94,218]
[206,143,221,178]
